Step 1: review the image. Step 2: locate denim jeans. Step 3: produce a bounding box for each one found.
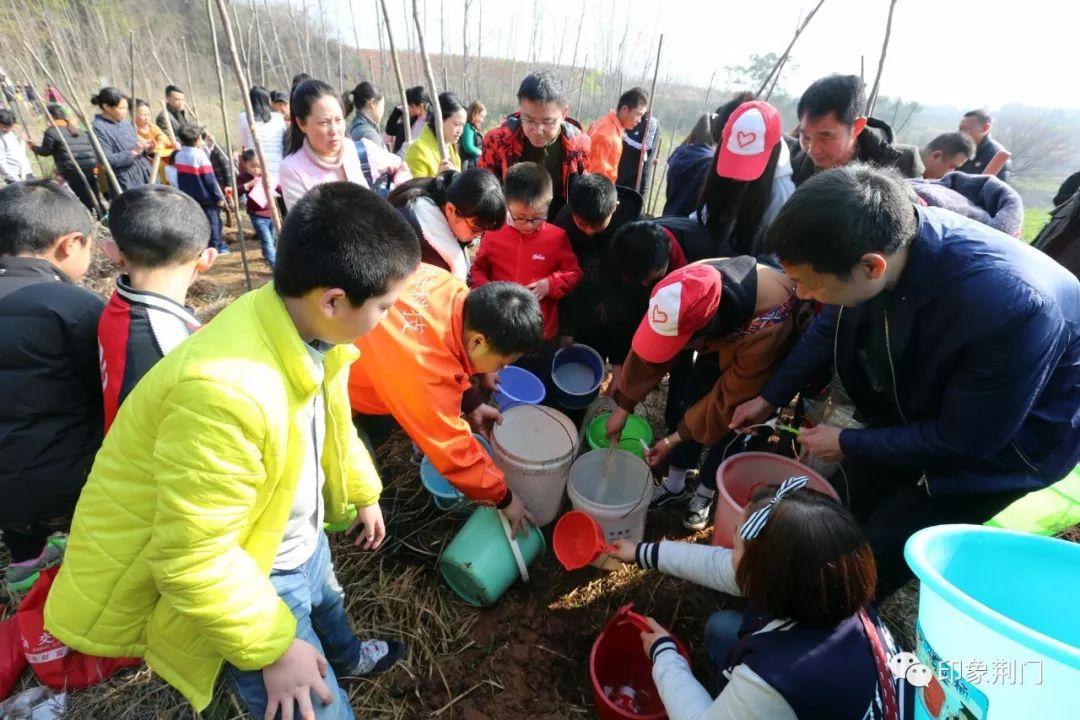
[227,533,361,720]
[705,609,744,694]
[250,213,276,266]
[204,205,224,251]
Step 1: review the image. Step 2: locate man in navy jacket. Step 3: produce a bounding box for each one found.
[731,164,1080,598]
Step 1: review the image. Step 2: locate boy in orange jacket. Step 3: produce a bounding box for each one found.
[586,88,649,182]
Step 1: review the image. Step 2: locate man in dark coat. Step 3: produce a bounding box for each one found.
[958,109,1011,181]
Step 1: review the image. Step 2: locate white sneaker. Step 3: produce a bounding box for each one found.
[683,493,715,531]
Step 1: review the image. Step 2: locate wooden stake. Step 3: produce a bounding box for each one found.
[182,37,199,118]
[756,0,827,98]
[412,0,447,162]
[210,0,260,291]
[865,0,899,117]
[635,34,663,193]
[159,101,179,147]
[25,39,122,198]
[380,0,412,144]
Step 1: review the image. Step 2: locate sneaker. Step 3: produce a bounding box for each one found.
[2,534,66,598]
[349,639,406,677]
[683,493,715,531]
[649,482,690,511]
[216,245,231,255]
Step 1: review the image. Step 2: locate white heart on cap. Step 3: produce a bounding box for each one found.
[727,108,767,156]
[647,282,682,337]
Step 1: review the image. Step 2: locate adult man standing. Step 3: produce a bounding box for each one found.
[731,164,1080,599]
[791,74,922,186]
[918,132,976,179]
[480,71,591,219]
[958,109,1012,181]
[586,87,648,183]
[155,85,193,137]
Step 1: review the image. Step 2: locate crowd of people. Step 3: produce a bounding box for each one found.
[0,62,1078,720]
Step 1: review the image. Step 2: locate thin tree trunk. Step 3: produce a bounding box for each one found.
[462,0,472,99]
[264,0,292,87]
[756,0,827,97]
[411,0,447,162]
[183,37,199,117]
[635,35,663,193]
[703,68,716,108]
[349,0,363,81]
[379,0,411,144]
[371,0,387,86]
[576,51,588,117]
[865,0,899,117]
[338,42,344,91]
[231,0,250,81]
[7,83,47,178]
[129,31,136,100]
[319,0,330,83]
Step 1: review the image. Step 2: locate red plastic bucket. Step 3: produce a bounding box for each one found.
[711,452,838,548]
[589,604,690,720]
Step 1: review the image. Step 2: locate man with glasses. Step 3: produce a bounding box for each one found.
[479,70,591,219]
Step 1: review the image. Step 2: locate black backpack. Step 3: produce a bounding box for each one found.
[355,141,393,199]
[1032,189,1080,279]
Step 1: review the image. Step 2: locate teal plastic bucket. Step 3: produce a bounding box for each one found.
[905,525,1080,719]
[440,506,546,607]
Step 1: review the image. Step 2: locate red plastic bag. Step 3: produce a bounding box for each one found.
[0,617,29,701]
[14,567,140,691]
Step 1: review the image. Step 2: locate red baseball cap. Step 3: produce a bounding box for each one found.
[715,101,782,182]
[631,264,723,363]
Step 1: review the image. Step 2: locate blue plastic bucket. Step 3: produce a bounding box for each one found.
[440,506,546,607]
[551,344,605,409]
[420,435,491,513]
[905,525,1080,719]
[492,366,546,410]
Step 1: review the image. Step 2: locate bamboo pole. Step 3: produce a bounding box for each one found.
[25,39,122,198]
[182,37,199,118]
[635,35,663,193]
[159,101,179,146]
[379,0,412,145]
[865,0,899,117]
[756,0,827,98]
[210,0,258,291]
[411,0,447,163]
[129,31,136,100]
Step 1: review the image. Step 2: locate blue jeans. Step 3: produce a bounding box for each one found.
[204,205,224,251]
[227,533,362,720]
[705,609,744,694]
[250,214,276,266]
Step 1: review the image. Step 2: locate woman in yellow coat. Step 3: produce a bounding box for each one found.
[43,184,421,716]
[134,98,177,184]
[404,91,466,178]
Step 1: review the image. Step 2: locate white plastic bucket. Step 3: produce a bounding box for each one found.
[567,449,653,549]
[491,404,579,526]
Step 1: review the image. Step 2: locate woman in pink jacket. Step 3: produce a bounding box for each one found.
[278,79,410,209]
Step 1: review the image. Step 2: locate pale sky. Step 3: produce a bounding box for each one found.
[323,0,1079,110]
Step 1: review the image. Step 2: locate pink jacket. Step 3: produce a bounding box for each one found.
[278,138,411,209]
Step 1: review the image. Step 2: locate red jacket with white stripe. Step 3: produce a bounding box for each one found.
[470,222,582,339]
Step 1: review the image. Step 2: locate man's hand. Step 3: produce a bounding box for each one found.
[728,395,777,432]
[610,539,637,564]
[465,402,502,441]
[798,424,845,463]
[500,493,536,538]
[603,364,623,397]
[526,278,551,300]
[644,435,679,468]
[262,638,334,720]
[638,616,671,659]
[605,406,629,440]
[348,502,386,550]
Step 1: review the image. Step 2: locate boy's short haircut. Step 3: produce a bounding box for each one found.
[0,109,15,127]
[963,108,993,126]
[240,148,258,163]
[273,181,421,306]
[108,185,210,268]
[164,84,184,96]
[516,71,566,107]
[177,124,201,147]
[618,87,649,111]
[612,221,670,284]
[926,131,976,159]
[797,74,865,126]
[568,173,618,224]
[503,162,553,206]
[0,180,93,256]
[462,282,543,356]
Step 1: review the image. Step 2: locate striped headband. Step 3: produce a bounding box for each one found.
[739,475,809,540]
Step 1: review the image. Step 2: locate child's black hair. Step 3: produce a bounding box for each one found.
[388,168,506,232]
[568,173,618,224]
[177,124,202,147]
[503,162,552,206]
[240,148,258,163]
[617,87,649,111]
[0,180,93,256]
[108,185,210,268]
[612,221,670,284]
[462,282,543,356]
[0,109,15,127]
[273,181,420,305]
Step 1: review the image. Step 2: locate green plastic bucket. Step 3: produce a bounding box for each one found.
[587,413,654,459]
[440,506,546,607]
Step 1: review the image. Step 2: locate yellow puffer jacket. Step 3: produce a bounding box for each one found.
[43,283,382,711]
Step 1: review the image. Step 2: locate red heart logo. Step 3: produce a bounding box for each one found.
[651,305,669,324]
[736,131,757,148]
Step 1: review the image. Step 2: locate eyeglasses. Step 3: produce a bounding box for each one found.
[521,116,561,130]
[508,210,546,225]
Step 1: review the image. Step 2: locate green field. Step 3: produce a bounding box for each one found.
[1021,208,1052,244]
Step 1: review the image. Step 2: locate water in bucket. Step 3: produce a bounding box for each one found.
[553,362,596,394]
[568,449,652,546]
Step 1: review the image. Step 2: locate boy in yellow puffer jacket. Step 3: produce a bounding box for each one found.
[44,182,421,720]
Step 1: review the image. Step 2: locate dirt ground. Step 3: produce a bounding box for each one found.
[4,223,1074,718]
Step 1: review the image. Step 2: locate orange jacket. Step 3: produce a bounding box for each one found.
[586,111,624,182]
[349,264,507,504]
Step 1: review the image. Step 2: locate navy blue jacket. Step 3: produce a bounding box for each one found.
[958,133,1011,182]
[663,143,713,217]
[763,205,1080,494]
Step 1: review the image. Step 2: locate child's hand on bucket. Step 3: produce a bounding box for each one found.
[610,539,637,564]
[501,493,536,538]
[637,616,672,657]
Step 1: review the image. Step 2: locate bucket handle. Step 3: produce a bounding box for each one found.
[619,458,655,520]
[496,509,530,583]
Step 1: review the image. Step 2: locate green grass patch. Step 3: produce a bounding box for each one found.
[1021,208,1051,244]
